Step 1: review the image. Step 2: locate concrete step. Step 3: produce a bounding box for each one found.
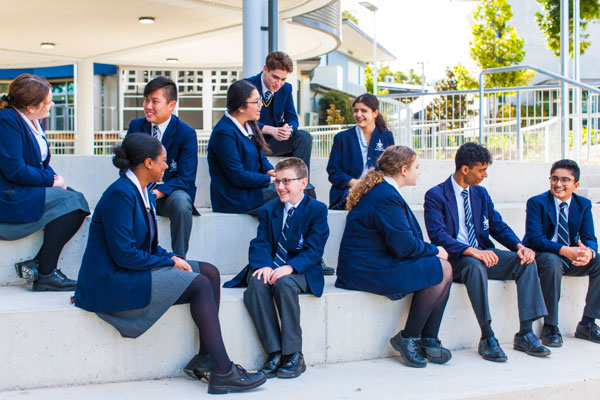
[0,276,591,391]
[577,187,600,203]
[4,204,600,288]
[50,156,600,209]
[2,336,599,399]
[578,175,600,188]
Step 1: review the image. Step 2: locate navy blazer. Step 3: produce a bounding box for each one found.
[0,108,55,223]
[424,176,521,259]
[224,196,329,297]
[326,126,394,208]
[207,115,274,213]
[523,190,597,254]
[335,181,441,298]
[127,115,198,203]
[74,176,176,313]
[246,73,299,133]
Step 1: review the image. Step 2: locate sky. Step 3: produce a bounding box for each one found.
[341,0,480,84]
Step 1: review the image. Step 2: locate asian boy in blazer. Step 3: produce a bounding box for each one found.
[127,77,198,258]
[225,157,329,379]
[524,159,600,346]
[424,142,550,362]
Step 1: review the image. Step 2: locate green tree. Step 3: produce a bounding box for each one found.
[318,90,353,124]
[459,0,534,88]
[342,10,359,25]
[535,0,600,57]
[365,63,422,94]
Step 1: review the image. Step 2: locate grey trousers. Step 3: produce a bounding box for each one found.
[156,189,193,258]
[243,272,308,355]
[451,249,547,327]
[266,129,313,172]
[536,252,600,326]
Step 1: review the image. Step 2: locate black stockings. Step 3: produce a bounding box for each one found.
[36,210,87,275]
[175,262,230,374]
[403,260,453,338]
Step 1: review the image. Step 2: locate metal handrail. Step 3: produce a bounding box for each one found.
[478,65,600,155]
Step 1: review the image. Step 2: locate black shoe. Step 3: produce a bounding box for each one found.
[259,352,282,379]
[541,324,563,347]
[276,352,306,378]
[15,259,39,283]
[320,259,335,276]
[207,363,266,394]
[513,331,552,357]
[183,354,212,381]
[575,321,600,344]
[390,331,427,368]
[32,269,77,292]
[478,336,508,362]
[419,337,452,364]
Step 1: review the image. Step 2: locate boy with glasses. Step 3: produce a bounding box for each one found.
[524,159,600,346]
[225,157,329,379]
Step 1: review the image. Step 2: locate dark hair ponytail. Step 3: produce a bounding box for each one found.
[352,93,388,131]
[113,133,163,170]
[226,80,272,155]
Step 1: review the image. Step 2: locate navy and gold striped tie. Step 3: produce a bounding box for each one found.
[273,207,295,269]
[557,202,571,271]
[461,188,479,249]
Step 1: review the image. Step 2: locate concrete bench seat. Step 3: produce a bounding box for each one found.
[0,275,591,391]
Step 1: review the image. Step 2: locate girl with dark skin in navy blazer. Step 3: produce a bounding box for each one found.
[327,93,394,209]
[336,145,453,368]
[207,80,277,214]
[0,74,89,291]
[74,134,266,394]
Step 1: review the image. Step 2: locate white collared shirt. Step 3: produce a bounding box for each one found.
[451,175,472,246]
[383,175,402,195]
[225,110,254,138]
[125,169,151,211]
[552,195,572,242]
[17,110,48,162]
[151,116,171,142]
[355,126,369,177]
[282,195,304,230]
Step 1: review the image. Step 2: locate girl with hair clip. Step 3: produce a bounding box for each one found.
[74,133,266,394]
[335,145,454,368]
[0,73,89,291]
[207,80,278,215]
[326,93,394,210]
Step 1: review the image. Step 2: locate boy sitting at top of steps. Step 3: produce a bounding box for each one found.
[523,159,600,347]
[224,157,329,379]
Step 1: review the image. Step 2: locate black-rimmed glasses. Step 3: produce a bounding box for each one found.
[274,178,303,186]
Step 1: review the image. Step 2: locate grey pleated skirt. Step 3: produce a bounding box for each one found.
[0,187,90,241]
[97,261,200,339]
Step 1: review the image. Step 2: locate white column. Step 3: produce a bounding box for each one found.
[560,0,569,158]
[74,60,95,155]
[243,0,267,78]
[279,18,288,54]
[202,69,213,130]
[573,0,581,161]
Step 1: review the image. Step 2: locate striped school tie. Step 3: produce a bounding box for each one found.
[273,207,295,269]
[152,124,159,138]
[557,202,571,271]
[461,188,479,249]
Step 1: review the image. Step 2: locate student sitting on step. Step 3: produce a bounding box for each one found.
[326,93,394,210]
[524,159,600,347]
[336,145,453,368]
[224,157,329,379]
[424,142,550,363]
[73,133,266,395]
[207,79,278,215]
[0,73,89,292]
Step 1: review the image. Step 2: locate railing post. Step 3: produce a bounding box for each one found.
[516,91,522,161]
[479,74,484,144]
[587,92,592,164]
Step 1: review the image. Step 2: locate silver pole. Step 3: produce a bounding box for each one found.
[560,0,569,158]
[479,73,484,144]
[574,0,581,162]
[587,93,591,164]
[516,91,522,160]
[372,9,377,95]
[243,0,265,78]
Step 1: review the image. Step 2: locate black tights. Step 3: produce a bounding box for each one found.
[175,262,230,374]
[403,259,453,338]
[36,210,87,275]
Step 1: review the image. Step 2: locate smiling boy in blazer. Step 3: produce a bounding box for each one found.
[224,157,329,379]
[524,159,600,346]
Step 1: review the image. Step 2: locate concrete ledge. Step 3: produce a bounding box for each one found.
[49,156,600,209]
[0,276,591,391]
[2,336,599,399]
